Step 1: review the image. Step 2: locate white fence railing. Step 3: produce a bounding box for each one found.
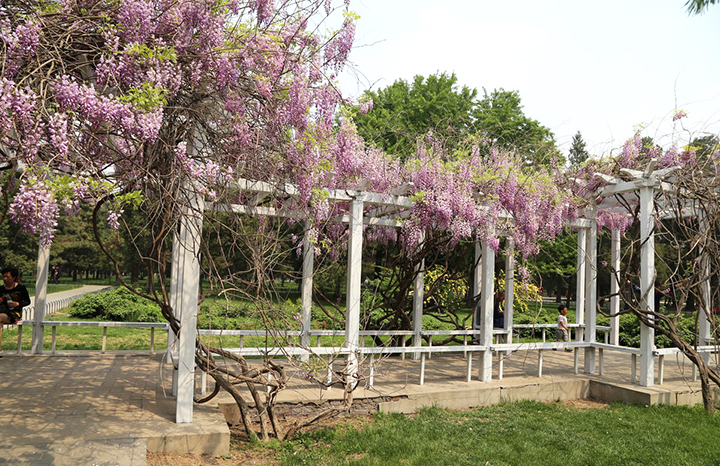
[514,323,611,343]
[6,320,168,356]
[2,315,670,388]
[11,286,114,324]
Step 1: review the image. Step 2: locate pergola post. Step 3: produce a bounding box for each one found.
[583,208,597,373]
[31,244,50,354]
[169,230,182,396]
[344,196,364,382]
[575,228,587,342]
[639,185,655,387]
[610,228,621,345]
[698,215,712,352]
[411,233,425,360]
[479,238,495,382]
[472,240,482,331]
[504,239,515,340]
[176,186,205,423]
[300,220,314,357]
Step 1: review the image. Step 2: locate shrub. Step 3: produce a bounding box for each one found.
[69,287,163,322]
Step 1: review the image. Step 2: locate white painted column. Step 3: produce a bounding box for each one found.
[168,230,182,396]
[411,234,425,359]
[300,221,314,355]
[639,186,655,387]
[576,228,587,342]
[169,231,182,350]
[479,239,495,382]
[698,215,712,352]
[472,240,482,331]
[504,240,515,340]
[176,187,205,423]
[344,197,364,381]
[610,228,621,346]
[31,244,50,354]
[583,209,597,373]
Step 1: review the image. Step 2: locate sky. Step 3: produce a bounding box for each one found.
[337,0,720,158]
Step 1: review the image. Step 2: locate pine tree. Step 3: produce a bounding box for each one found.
[568,131,589,166]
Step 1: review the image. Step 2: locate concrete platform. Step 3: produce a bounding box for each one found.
[0,347,715,465]
[0,353,229,465]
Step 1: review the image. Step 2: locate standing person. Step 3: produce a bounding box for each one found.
[0,267,30,324]
[555,304,572,352]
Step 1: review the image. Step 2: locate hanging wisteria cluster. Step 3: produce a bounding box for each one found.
[0,0,361,244]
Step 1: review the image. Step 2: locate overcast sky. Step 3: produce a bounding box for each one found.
[338,0,720,157]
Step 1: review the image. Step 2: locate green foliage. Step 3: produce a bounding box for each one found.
[528,233,579,300]
[0,219,38,280]
[119,82,168,111]
[685,0,718,14]
[607,312,697,349]
[352,72,478,159]
[421,313,455,331]
[352,73,561,167]
[496,269,541,313]
[124,43,177,62]
[473,88,562,166]
[423,265,467,309]
[69,287,163,322]
[51,203,114,280]
[688,134,720,159]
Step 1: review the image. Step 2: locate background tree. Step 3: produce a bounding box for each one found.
[473,88,562,166]
[688,134,720,159]
[352,75,561,167]
[52,205,114,282]
[568,131,590,166]
[352,72,477,159]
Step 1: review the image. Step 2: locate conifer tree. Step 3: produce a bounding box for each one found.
[568,131,590,166]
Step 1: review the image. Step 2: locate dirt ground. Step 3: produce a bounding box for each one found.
[147,398,383,466]
[146,398,608,465]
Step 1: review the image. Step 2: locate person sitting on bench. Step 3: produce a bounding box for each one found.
[0,267,30,325]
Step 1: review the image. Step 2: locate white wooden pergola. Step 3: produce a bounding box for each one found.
[592,163,713,386]
[167,177,603,423]
[25,162,714,424]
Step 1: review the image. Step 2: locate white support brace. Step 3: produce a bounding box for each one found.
[639,186,655,387]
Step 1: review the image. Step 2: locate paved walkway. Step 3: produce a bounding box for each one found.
[29,284,113,305]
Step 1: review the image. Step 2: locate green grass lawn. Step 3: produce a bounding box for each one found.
[277,401,720,466]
